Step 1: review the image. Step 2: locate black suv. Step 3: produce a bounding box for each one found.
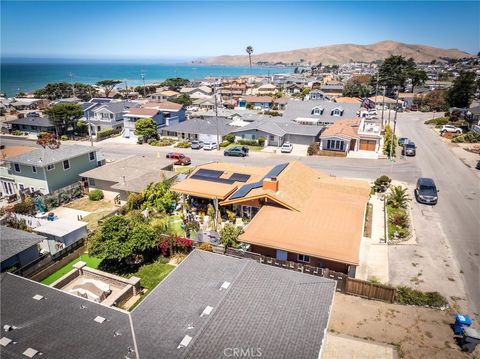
[415,177,438,205]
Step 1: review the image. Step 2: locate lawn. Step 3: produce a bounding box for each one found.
[41,254,102,285]
[65,196,116,213]
[226,144,264,152]
[386,205,409,240]
[169,215,185,236]
[82,209,118,231]
[174,166,193,174]
[127,260,175,310]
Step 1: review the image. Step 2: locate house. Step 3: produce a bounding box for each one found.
[319,118,382,156]
[0,226,44,271]
[335,97,362,105]
[122,108,164,138]
[5,115,55,134]
[238,96,273,110]
[9,98,49,110]
[232,117,322,146]
[143,101,186,125]
[218,80,247,98]
[80,155,176,201]
[172,162,371,275]
[1,249,336,359]
[320,83,344,94]
[273,97,288,110]
[4,145,100,195]
[1,146,36,198]
[90,101,139,136]
[160,117,234,143]
[148,90,180,101]
[284,83,303,94]
[256,83,277,95]
[283,99,359,125]
[192,97,216,111]
[368,95,401,110]
[308,89,326,100]
[33,219,88,255]
[180,86,213,99]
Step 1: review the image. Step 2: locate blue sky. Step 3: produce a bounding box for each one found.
[1,1,479,59]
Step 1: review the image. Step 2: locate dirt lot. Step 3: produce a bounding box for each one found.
[329,293,480,359]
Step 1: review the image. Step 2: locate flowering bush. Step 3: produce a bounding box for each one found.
[158,236,193,256]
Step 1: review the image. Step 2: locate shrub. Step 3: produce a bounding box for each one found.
[390,211,408,227]
[374,175,392,192]
[71,186,82,199]
[174,141,191,148]
[224,133,235,143]
[59,192,71,204]
[13,199,36,215]
[60,135,69,141]
[96,128,119,139]
[237,139,259,146]
[197,242,213,252]
[150,138,176,147]
[88,189,104,201]
[37,131,50,139]
[219,140,230,148]
[258,137,266,147]
[307,142,319,156]
[226,210,236,223]
[452,131,480,143]
[395,286,448,308]
[12,130,23,136]
[45,195,59,209]
[419,105,430,112]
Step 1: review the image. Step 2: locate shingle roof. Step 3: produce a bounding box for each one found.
[242,96,274,103]
[321,118,361,140]
[0,226,44,262]
[5,116,54,128]
[143,101,183,111]
[0,273,136,359]
[94,101,137,114]
[133,250,336,359]
[233,117,323,137]
[126,108,160,117]
[283,99,359,122]
[6,144,97,167]
[162,118,233,136]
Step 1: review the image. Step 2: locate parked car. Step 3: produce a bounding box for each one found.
[410,104,418,111]
[280,142,293,153]
[415,177,438,205]
[166,152,191,165]
[402,142,416,156]
[224,147,247,157]
[191,140,204,149]
[440,125,463,134]
[203,142,217,151]
[398,138,409,146]
[476,160,480,170]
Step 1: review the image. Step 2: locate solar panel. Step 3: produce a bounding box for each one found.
[229,173,251,182]
[190,174,235,184]
[194,169,224,178]
[264,163,289,179]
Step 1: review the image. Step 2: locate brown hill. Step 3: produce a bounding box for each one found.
[202,41,473,65]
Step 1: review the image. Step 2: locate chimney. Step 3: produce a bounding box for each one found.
[263,176,279,192]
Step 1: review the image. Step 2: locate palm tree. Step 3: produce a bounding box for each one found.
[387,185,410,209]
[246,46,253,70]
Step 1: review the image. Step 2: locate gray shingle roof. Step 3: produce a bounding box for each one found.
[283,99,359,122]
[94,101,138,114]
[233,117,323,137]
[0,273,136,359]
[0,226,44,262]
[5,144,97,167]
[162,118,234,136]
[5,116,54,128]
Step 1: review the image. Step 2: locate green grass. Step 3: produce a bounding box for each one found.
[226,144,263,152]
[41,254,102,285]
[127,260,175,310]
[169,215,185,236]
[386,205,409,240]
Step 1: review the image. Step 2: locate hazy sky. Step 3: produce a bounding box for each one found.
[1,1,479,59]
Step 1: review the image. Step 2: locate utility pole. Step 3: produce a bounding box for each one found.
[389,87,399,160]
[381,86,386,128]
[124,80,129,99]
[141,71,146,98]
[214,86,220,150]
[69,72,76,98]
[87,108,93,147]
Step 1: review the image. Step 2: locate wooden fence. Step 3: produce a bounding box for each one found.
[225,248,396,303]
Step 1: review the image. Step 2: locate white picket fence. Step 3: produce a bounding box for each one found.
[12,213,49,228]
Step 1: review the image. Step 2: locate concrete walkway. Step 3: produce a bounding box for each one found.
[356,194,389,284]
[322,333,396,359]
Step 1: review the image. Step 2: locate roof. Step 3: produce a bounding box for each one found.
[1,146,36,160]
[5,144,97,167]
[158,90,179,96]
[335,97,362,104]
[80,155,173,184]
[161,118,233,136]
[132,250,336,359]
[5,116,54,128]
[232,117,323,137]
[33,219,87,237]
[143,101,183,111]
[242,96,274,103]
[321,118,361,140]
[283,99,359,122]
[368,95,397,104]
[1,250,335,359]
[111,170,177,193]
[125,108,160,117]
[236,162,371,265]
[0,273,135,359]
[94,101,137,114]
[0,226,44,262]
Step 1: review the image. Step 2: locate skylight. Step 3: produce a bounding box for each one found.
[200,306,213,317]
[23,348,40,358]
[177,335,192,349]
[0,337,12,347]
[94,316,106,324]
[32,294,44,301]
[220,281,231,290]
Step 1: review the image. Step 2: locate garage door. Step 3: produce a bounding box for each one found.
[359,140,376,151]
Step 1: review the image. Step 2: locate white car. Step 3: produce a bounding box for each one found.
[280,142,293,153]
[440,125,463,134]
[203,142,217,150]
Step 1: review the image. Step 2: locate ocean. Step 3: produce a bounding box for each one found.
[0,62,293,97]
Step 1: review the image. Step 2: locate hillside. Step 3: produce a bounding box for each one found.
[201,41,473,66]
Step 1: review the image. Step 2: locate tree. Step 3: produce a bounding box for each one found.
[160,78,190,91]
[36,132,60,149]
[383,124,397,158]
[378,55,413,93]
[246,46,253,70]
[96,80,122,97]
[343,75,373,97]
[134,117,158,140]
[141,181,177,214]
[408,68,428,93]
[34,82,98,101]
[387,185,410,209]
[44,103,83,135]
[446,71,476,108]
[134,85,156,96]
[220,223,242,253]
[169,93,192,106]
[420,89,449,112]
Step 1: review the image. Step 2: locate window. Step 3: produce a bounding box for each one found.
[19,184,25,191]
[13,163,21,173]
[30,187,35,193]
[89,178,96,186]
[89,152,95,161]
[298,254,310,263]
[276,250,288,261]
[63,160,70,170]
[47,164,55,171]
[32,166,37,173]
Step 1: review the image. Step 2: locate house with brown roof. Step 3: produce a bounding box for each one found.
[238,96,273,110]
[319,118,382,156]
[148,90,180,101]
[171,161,371,275]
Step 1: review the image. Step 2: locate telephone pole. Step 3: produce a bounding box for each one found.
[69,72,76,98]
[141,71,146,98]
[214,86,220,150]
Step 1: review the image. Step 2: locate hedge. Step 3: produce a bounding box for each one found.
[96,128,120,139]
[395,286,448,308]
[88,189,104,201]
[452,131,480,143]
